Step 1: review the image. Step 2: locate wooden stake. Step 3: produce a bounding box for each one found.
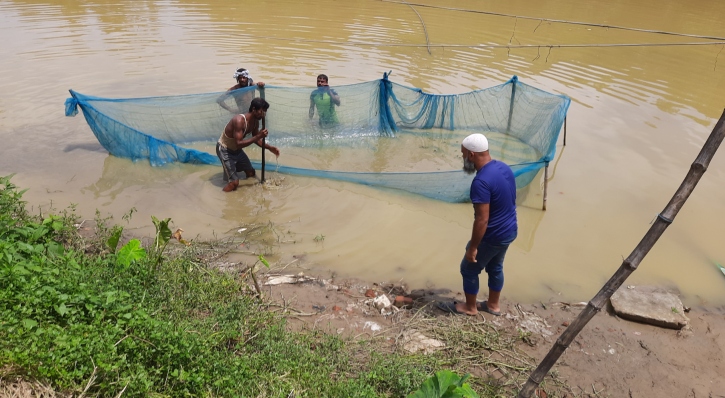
[542,163,549,211]
[517,108,725,398]
[563,117,567,146]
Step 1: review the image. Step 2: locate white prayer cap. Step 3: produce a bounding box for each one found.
[462,133,489,153]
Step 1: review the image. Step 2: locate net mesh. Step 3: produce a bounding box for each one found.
[65,74,570,202]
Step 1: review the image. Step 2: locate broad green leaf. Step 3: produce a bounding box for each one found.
[17,242,34,252]
[407,371,478,398]
[106,225,124,252]
[26,264,42,273]
[13,264,28,275]
[56,303,68,316]
[116,239,147,268]
[47,241,64,256]
[51,220,63,232]
[259,255,270,268]
[448,384,479,398]
[152,216,172,250]
[22,318,38,330]
[29,226,48,242]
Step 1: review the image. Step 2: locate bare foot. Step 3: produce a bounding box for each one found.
[455,302,478,316]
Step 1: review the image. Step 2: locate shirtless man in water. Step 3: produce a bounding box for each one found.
[216,97,280,192]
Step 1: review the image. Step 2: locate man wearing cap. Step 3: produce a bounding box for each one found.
[440,133,518,316]
[217,68,266,113]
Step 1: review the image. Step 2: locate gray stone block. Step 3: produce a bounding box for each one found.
[610,285,689,330]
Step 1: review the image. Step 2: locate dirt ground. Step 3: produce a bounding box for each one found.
[256,268,725,398]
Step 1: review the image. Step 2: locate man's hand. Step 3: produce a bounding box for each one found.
[267,145,280,157]
[256,82,265,88]
[255,128,269,140]
[465,245,477,263]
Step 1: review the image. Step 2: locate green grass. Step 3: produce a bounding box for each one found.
[0,175,568,397]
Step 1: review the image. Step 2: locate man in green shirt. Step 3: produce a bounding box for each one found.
[309,74,341,128]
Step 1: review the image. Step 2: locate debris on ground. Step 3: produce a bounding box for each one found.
[400,330,446,354]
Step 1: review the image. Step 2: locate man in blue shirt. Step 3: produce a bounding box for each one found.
[441,133,518,316]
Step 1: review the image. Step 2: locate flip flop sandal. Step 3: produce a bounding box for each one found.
[436,301,469,316]
[477,301,502,316]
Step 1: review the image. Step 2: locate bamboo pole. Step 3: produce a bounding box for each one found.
[563,117,567,146]
[542,163,549,211]
[517,108,725,398]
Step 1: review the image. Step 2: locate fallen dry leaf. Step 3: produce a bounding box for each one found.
[172,228,191,246]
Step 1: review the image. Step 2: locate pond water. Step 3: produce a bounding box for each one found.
[1,0,724,305]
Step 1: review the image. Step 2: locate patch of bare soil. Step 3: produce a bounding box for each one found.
[252,267,725,398]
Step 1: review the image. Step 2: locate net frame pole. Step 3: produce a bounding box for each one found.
[260,87,266,183]
[506,79,517,133]
[542,162,549,210]
[563,117,567,146]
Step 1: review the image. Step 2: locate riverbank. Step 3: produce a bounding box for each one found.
[249,265,725,397]
[2,174,724,397]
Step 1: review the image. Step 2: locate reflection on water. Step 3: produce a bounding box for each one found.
[2,0,725,305]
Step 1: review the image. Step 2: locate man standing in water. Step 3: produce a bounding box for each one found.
[439,133,518,316]
[216,97,280,192]
[309,74,341,128]
[217,67,266,113]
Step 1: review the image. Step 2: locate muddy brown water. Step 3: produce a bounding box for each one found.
[1,0,724,305]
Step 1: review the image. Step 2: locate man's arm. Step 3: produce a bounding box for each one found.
[245,118,280,156]
[254,138,280,157]
[465,202,490,262]
[229,116,266,148]
[329,88,341,106]
[309,93,316,118]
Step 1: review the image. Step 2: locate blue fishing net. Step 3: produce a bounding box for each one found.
[65,74,570,202]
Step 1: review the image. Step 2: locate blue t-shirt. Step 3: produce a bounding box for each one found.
[470,159,518,243]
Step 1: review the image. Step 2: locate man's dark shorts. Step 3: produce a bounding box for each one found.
[216,142,254,181]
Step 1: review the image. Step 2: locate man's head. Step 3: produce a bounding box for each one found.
[316,74,329,87]
[461,133,490,174]
[249,97,270,120]
[234,68,250,86]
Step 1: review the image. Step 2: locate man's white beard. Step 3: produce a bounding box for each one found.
[463,158,476,174]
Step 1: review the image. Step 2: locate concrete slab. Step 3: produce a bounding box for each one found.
[610,285,689,330]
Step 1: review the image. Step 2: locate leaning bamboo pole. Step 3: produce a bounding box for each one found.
[517,109,725,398]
